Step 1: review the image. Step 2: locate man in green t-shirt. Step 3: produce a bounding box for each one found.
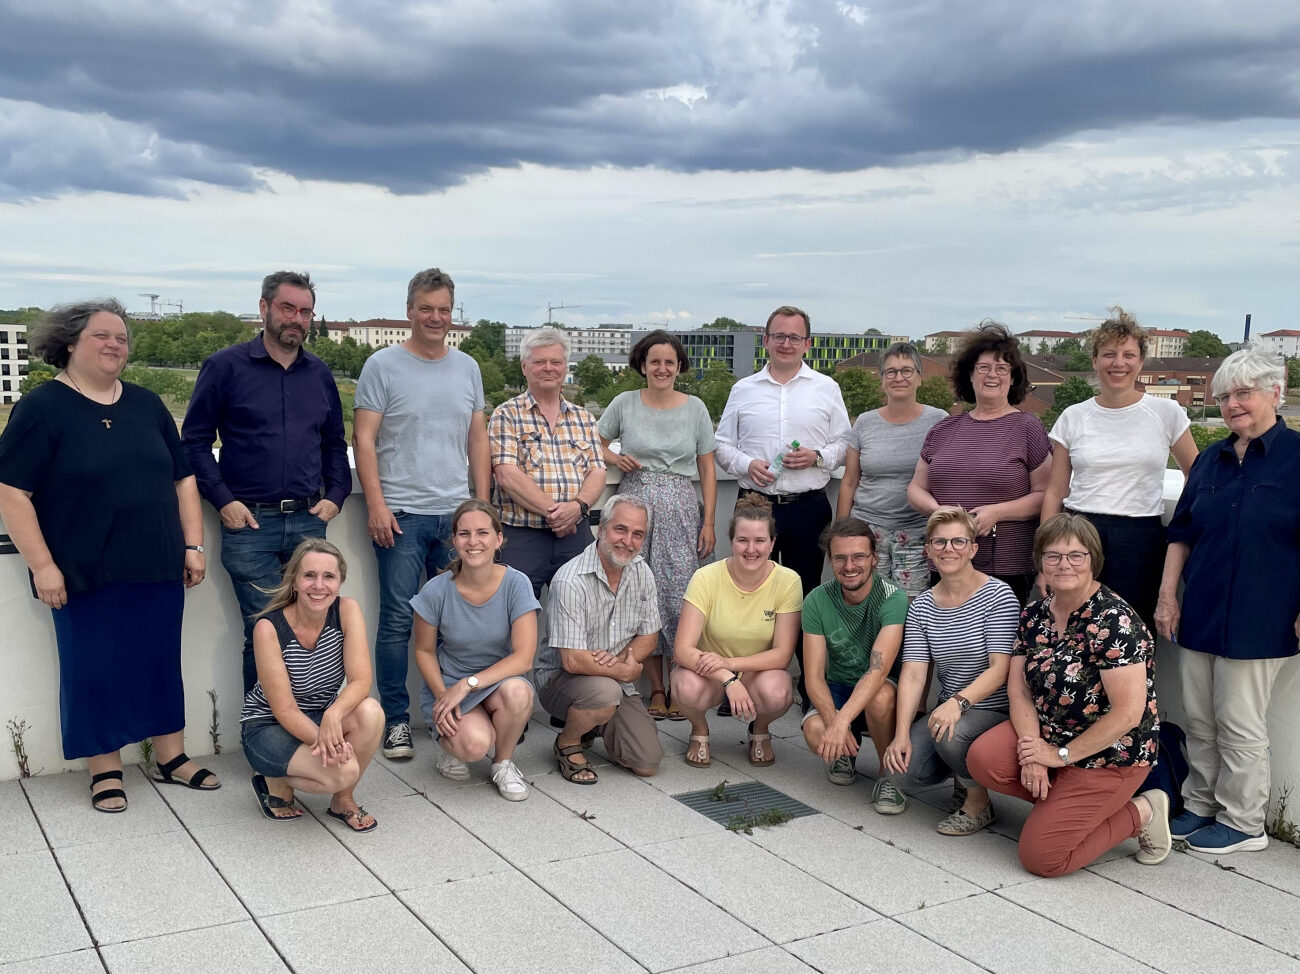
[801,517,910,811]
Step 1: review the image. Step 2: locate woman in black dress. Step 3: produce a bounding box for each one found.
[0,299,217,811]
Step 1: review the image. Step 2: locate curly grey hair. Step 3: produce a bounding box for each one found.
[28,298,130,368]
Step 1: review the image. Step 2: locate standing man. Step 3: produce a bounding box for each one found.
[183,270,350,693]
[538,495,664,783]
[488,327,606,598]
[353,267,490,760]
[715,305,852,708]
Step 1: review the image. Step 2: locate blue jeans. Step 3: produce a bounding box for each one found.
[374,511,454,728]
[220,509,327,694]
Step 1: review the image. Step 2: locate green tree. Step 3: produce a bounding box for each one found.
[478,359,505,397]
[573,354,612,400]
[19,362,55,395]
[705,316,749,331]
[504,356,525,390]
[696,360,739,420]
[1190,424,1225,452]
[1184,330,1229,358]
[468,320,507,358]
[1287,357,1299,390]
[596,367,646,407]
[916,375,955,411]
[1041,375,1095,431]
[832,368,883,419]
[928,336,950,355]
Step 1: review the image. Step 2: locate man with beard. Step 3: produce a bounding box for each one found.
[538,495,664,783]
[800,518,909,811]
[183,270,350,693]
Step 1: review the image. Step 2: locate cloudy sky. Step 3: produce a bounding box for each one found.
[1,0,1296,340]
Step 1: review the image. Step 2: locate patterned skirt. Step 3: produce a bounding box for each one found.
[618,469,713,660]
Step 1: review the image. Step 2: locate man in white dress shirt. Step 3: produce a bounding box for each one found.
[715,305,852,709]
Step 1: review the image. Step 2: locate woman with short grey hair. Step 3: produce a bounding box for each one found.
[837,341,947,595]
[1156,344,1298,854]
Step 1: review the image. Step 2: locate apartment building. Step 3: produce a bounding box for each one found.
[0,323,29,405]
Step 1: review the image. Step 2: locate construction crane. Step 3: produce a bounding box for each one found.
[547,302,582,324]
[165,300,184,316]
[138,293,161,315]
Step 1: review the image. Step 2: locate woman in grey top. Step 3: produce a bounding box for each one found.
[599,330,717,721]
[411,500,541,801]
[837,342,948,595]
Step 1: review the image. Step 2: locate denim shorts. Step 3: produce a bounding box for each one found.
[241,709,324,777]
[801,681,872,744]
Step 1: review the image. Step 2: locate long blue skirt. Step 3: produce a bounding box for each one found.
[50,580,185,760]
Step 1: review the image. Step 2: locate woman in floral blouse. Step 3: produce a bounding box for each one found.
[967,513,1171,876]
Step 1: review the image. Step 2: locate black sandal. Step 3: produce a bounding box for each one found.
[90,770,128,813]
[554,737,598,785]
[153,752,220,790]
[251,774,302,821]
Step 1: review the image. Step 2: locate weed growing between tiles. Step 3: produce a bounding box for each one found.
[7,717,33,777]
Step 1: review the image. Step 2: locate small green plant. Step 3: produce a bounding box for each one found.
[207,689,221,754]
[7,718,33,778]
[726,807,793,835]
[709,780,736,804]
[1266,785,1299,847]
[138,738,155,773]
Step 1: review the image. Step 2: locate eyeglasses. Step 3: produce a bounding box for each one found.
[973,363,1011,376]
[274,301,316,322]
[1042,550,1090,567]
[766,333,807,346]
[882,367,917,380]
[1213,387,1259,407]
[926,537,972,551]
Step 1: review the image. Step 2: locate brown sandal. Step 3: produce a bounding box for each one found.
[554,737,599,785]
[685,735,711,768]
[647,691,669,721]
[748,731,774,767]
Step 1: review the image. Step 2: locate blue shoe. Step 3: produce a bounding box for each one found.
[1185,822,1269,854]
[1169,809,1215,840]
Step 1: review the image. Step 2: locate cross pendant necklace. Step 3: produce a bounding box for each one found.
[64,370,119,429]
[101,418,112,429]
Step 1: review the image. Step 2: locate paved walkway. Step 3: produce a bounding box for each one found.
[4,707,1300,973]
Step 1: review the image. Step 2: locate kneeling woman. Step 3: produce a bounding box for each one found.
[671,495,801,767]
[883,507,1019,835]
[967,514,1170,875]
[411,500,540,801]
[241,539,385,831]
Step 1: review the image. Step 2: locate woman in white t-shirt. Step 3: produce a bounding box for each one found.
[1042,308,1197,626]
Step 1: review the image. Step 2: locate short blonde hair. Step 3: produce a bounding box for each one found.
[1088,306,1147,359]
[925,506,977,542]
[1033,513,1104,576]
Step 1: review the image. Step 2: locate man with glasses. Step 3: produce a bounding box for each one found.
[183,270,350,693]
[715,305,852,709]
[353,268,490,760]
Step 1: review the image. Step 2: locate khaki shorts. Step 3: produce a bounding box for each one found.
[539,672,664,774]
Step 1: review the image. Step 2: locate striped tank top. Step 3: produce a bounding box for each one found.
[240,599,345,722]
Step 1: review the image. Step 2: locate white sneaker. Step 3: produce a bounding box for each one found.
[436,748,470,781]
[491,759,529,802]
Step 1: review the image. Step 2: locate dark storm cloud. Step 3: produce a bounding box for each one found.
[0,0,1295,199]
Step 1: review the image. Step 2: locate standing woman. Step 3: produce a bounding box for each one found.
[1042,308,1196,626]
[908,321,1052,604]
[241,539,385,829]
[599,330,717,720]
[1155,346,1299,854]
[837,341,948,596]
[670,495,800,767]
[411,500,540,801]
[0,299,217,812]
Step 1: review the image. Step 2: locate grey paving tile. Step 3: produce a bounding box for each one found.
[667,946,817,973]
[531,764,723,847]
[639,750,756,797]
[302,793,512,891]
[0,951,105,974]
[901,892,1161,974]
[639,832,877,943]
[745,814,980,917]
[525,848,769,971]
[1183,840,1300,898]
[57,831,246,946]
[428,779,623,866]
[144,751,259,828]
[100,920,287,973]
[708,740,878,813]
[1002,868,1300,973]
[23,765,182,849]
[787,921,985,974]
[190,816,384,917]
[0,780,45,856]
[404,870,642,974]
[0,850,92,964]
[262,894,469,974]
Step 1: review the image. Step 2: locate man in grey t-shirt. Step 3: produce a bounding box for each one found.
[353,267,490,760]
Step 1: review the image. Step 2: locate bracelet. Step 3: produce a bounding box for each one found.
[185,544,205,553]
[721,674,739,689]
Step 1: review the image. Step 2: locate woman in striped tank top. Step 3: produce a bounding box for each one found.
[241,539,385,831]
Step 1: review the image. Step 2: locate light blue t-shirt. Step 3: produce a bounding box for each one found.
[354,344,485,514]
[597,391,715,477]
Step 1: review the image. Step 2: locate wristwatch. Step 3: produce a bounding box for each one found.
[577,500,590,519]
[466,676,480,690]
[953,693,971,713]
[1057,746,1071,765]
[185,544,205,553]
[813,450,824,468]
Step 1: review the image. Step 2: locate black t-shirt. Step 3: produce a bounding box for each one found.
[0,380,192,596]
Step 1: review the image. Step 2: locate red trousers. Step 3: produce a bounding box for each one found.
[968,720,1147,878]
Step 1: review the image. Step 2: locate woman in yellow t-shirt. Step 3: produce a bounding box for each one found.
[671,495,803,768]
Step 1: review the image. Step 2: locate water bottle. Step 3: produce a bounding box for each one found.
[771,439,800,475]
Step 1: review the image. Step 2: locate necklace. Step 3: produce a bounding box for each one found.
[64,371,121,429]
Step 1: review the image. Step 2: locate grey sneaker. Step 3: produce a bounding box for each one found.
[826,755,855,786]
[382,722,414,760]
[871,777,907,815]
[937,803,996,836]
[436,748,470,781]
[1135,789,1172,865]
[491,759,529,801]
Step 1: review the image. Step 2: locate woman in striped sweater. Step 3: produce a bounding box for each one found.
[240,539,385,831]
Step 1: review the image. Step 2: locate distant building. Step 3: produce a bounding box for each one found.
[1147,329,1191,358]
[1259,329,1300,358]
[503,323,633,361]
[1016,330,1081,352]
[921,330,967,353]
[0,322,29,405]
[342,319,472,350]
[631,327,763,378]
[1136,356,1223,407]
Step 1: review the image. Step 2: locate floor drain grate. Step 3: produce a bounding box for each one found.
[673,780,819,827]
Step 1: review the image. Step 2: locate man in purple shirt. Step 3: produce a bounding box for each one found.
[182,271,351,692]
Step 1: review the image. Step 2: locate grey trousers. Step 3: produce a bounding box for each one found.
[1180,648,1288,835]
[895,706,1008,790]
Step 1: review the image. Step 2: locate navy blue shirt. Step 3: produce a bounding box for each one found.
[1167,417,1299,660]
[181,334,351,510]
